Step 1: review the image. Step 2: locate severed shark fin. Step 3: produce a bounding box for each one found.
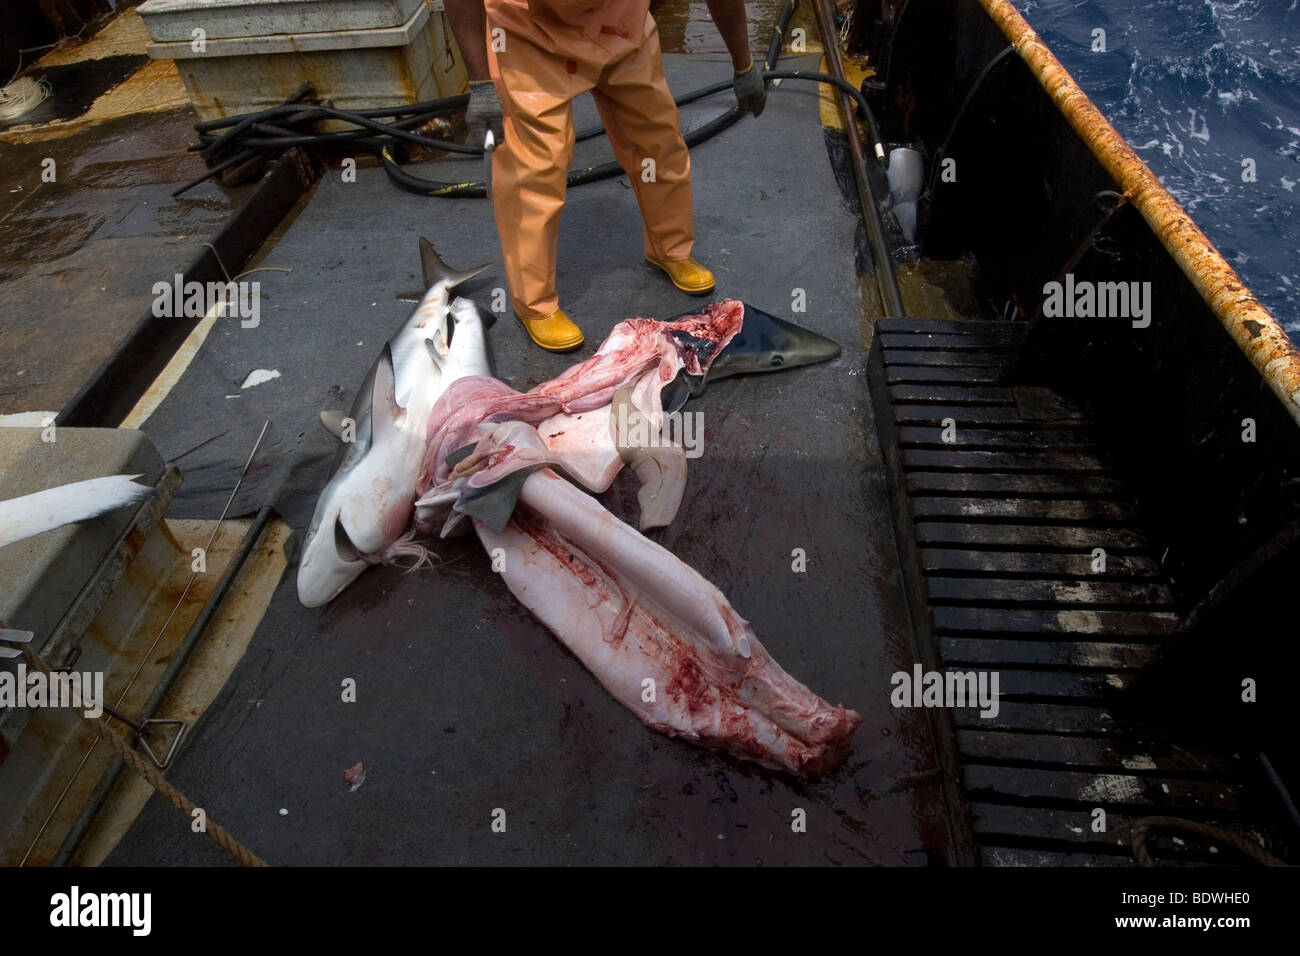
[659,368,701,413]
[0,474,156,550]
[444,442,478,470]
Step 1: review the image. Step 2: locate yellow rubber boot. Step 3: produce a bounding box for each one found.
[515,307,584,352]
[645,255,716,295]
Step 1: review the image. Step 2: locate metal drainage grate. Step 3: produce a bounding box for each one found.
[868,317,1280,866]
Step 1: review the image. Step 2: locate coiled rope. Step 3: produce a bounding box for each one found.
[22,645,267,868]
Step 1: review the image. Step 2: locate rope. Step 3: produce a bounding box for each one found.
[0,75,52,121]
[1131,816,1289,867]
[22,645,268,868]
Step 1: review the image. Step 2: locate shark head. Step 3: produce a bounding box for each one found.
[657,303,842,410]
[297,344,404,608]
[707,303,842,381]
[296,498,370,608]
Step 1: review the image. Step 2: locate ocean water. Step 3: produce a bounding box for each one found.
[1017,0,1299,337]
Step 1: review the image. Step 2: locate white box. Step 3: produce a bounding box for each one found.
[140,0,467,120]
[137,0,428,42]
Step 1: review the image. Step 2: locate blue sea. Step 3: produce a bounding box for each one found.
[1018,0,1299,337]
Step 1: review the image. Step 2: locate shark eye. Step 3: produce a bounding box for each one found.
[334,518,361,562]
[770,353,785,367]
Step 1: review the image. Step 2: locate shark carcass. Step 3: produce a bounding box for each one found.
[297,241,860,778]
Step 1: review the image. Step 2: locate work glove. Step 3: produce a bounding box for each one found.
[467,80,505,147]
[733,59,767,117]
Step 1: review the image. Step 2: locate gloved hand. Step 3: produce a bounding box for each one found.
[467,79,505,147]
[733,59,767,117]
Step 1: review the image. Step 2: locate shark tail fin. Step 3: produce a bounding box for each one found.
[419,237,488,290]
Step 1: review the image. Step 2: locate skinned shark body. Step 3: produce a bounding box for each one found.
[402,300,860,777]
[296,294,860,774]
[479,468,862,777]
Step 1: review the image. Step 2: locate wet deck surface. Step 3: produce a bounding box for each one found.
[652,0,822,57]
[103,53,951,865]
[0,108,234,415]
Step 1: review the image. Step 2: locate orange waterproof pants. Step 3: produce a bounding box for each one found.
[484,0,695,317]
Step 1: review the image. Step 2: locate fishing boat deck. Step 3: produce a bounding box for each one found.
[92,53,954,865]
[5,2,1296,869]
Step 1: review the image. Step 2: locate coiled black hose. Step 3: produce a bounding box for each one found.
[188,2,893,214]
[379,68,883,197]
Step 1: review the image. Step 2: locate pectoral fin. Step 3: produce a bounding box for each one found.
[319,409,347,439]
[452,467,536,534]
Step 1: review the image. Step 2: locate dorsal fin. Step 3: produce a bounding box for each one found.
[370,343,402,442]
[419,237,489,290]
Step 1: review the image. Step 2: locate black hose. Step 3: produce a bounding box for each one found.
[196,112,435,150]
[195,74,764,159]
[765,68,887,157]
[380,100,748,197]
[194,94,470,132]
[202,83,740,154]
[378,67,887,198]
[189,0,894,212]
[200,102,481,159]
[766,0,803,75]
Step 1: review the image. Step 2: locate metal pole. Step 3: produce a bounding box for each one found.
[810,0,906,317]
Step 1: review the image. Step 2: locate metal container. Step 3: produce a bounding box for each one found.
[139,0,466,120]
[0,428,176,865]
[137,0,427,42]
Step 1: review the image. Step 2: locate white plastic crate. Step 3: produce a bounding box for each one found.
[139,0,466,120]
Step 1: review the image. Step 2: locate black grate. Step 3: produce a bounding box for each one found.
[868,317,1282,866]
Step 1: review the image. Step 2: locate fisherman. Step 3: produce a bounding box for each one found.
[445,0,766,352]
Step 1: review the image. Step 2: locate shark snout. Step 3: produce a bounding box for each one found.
[296,515,368,608]
[709,304,843,380]
[785,327,842,366]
